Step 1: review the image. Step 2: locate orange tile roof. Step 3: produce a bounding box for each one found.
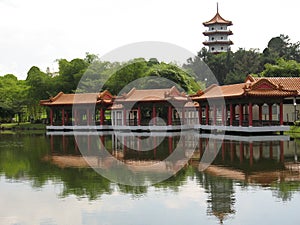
[193,83,245,100]
[203,12,232,26]
[246,75,300,95]
[40,90,113,106]
[115,86,188,103]
[192,76,298,101]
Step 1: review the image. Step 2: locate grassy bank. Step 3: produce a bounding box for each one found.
[285,125,300,138]
[0,122,46,130]
[287,125,300,133]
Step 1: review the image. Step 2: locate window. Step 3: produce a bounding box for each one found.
[212,47,215,51]
[221,27,223,30]
[221,37,223,40]
[221,47,224,50]
[211,37,214,40]
[211,27,214,30]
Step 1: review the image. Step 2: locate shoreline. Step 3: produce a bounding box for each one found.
[1,123,300,134]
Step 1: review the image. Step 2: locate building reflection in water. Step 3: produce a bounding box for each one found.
[47,131,298,224]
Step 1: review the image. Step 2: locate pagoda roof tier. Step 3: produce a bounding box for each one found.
[203,11,232,26]
[203,40,233,46]
[192,76,298,101]
[203,30,233,36]
[40,90,114,106]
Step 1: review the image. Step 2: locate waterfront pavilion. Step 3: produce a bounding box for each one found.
[191,75,298,133]
[40,90,113,129]
[111,86,196,131]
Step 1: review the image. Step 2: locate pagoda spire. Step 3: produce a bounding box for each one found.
[217,2,219,13]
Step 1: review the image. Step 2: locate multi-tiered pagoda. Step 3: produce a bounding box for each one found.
[203,4,233,53]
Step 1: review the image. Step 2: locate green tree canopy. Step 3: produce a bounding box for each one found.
[261,58,300,77]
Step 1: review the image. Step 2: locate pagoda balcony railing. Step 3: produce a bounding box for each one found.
[204,39,232,43]
[203,29,232,33]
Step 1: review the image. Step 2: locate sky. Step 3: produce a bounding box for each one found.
[0,0,300,80]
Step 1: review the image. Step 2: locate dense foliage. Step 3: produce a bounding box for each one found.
[184,34,300,85]
[1,34,300,122]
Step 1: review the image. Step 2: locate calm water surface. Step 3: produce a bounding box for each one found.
[0,131,300,225]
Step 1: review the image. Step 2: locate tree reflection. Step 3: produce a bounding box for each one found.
[1,132,300,213]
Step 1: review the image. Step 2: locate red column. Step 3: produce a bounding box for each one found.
[206,104,209,125]
[230,103,233,126]
[152,104,156,125]
[65,110,69,125]
[168,106,172,125]
[232,105,236,124]
[280,102,283,125]
[249,102,253,127]
[50,108,53,125]
[259,105,263,124]
[213,105,216,125]
[198,105,202,125]
[100,108,105,125]
[138,105,141,126]
[62,108,65,126]
[269,104,273,123]
[239,104,243,126]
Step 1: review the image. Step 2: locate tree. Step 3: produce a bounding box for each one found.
[76,60,121,93]
[0,74,29,122]
[263,34,300,63]
[103,58,149,94]
[224,48,262,84]
[56,58,89,93]
[145,62,201,93]
[261,58,300,77]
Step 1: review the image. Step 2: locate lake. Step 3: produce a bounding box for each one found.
[0,131,300,225]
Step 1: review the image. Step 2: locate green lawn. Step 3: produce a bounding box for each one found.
[287,125,300,133]
[0,122,46,130]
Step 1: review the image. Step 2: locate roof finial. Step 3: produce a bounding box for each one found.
[217,2,219,13]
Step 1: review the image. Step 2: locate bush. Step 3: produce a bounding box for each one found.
[294,121,300,126]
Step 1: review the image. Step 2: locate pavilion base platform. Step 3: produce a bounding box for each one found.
[46,125,194,132]
[195,125,290,134]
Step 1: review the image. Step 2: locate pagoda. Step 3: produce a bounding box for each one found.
[203,3,233,53]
